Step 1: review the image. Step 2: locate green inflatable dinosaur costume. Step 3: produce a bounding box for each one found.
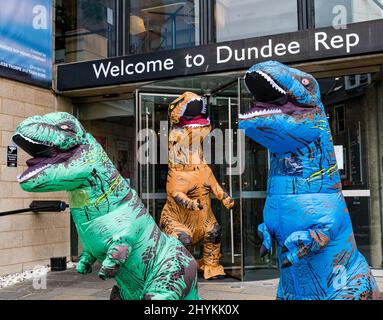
[12,112,200,300]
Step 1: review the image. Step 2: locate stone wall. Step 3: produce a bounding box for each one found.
[0,77,72,276]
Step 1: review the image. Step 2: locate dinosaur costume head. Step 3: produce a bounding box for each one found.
[168,92,211,165]
[239,60,325,154]
[169,91,210,128]
[13,112,100,192]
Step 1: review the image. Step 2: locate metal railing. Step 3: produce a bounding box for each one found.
[0,201,68,217]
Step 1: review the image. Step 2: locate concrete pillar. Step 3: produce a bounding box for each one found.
[365,80,383,268]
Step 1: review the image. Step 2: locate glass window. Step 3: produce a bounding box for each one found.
[315,0,383,28]
[127,0,200,55]
[214,0,298,43]
[76,99,137,188]
[55,0,117,63]
[321,73,383,268]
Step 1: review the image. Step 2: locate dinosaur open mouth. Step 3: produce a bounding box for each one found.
[179,98,207,117]
[239,70,313,120]
[12,133,79,183]
[238,101,314,120]
[177,98,210,128]
[244,70,287,104]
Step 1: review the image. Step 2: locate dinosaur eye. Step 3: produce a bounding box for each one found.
[302,78,310,86]
[60,125,69,130]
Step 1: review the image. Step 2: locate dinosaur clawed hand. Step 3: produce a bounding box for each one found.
[281,229,329,268]
[76,251,96,274]
[196,199,204,210]
[76,260,93,274]
[99,265,120,280]
[222,195,235,210]
[98,241,130,280]
[257,224,327,268]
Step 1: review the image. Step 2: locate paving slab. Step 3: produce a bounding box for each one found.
[1,265,382,300]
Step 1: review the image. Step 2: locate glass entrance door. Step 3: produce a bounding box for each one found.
[137,92,178,222]
[210,79,276,281]
[237,78,278,280]
[208,81,243,280]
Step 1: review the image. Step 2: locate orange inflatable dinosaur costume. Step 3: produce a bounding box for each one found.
[160,92,234,280]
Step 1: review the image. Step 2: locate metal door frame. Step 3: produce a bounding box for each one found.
[136,91,179,215]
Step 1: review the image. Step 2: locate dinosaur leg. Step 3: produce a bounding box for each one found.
[143,244,200,300]
[200,223,225,280]
[176,230,195,253]
[160,209,195,253]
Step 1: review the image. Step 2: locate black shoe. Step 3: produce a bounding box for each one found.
[207,275,226,280]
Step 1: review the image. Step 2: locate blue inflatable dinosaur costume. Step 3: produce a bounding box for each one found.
[239,61,381,300]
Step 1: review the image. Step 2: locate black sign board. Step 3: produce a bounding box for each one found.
[7,146,17,167]
[57,19,383,92]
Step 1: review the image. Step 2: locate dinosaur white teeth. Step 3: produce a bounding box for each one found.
[238,108,282,120]
[255,70,286,95]
[17,164,52,183]
[16,133,50,146]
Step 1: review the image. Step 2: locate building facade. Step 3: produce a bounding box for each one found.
[0,1,73,276]
[1,0,383,281]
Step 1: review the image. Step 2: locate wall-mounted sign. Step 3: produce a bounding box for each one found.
[57,19,383,91]
[7,146,17,167]
[0,0,52,88]
[334,145,344,170]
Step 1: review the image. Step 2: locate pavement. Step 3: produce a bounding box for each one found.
[0,263,382,300]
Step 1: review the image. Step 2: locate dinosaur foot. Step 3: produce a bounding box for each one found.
[200,264,226,280]
[207,275,226,281]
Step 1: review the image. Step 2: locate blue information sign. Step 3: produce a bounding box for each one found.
[0,0,52,88]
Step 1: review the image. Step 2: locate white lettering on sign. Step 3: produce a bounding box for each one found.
[93,61,111,79]
[90,31,362,81]
[315,32,359,53]
[163,58,174,70]
[32,5,48,30]
[93,58,175,79]
[217,40,301,64]
[217,46,232,64]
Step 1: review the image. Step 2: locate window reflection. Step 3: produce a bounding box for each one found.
[214,0,298,42]
[321,72,383,268]
[128,0,200,54]
[55,0,117,63]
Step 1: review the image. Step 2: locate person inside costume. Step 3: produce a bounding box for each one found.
[238,60,381,300]
[160,92,235,280]
[13,112,200,300]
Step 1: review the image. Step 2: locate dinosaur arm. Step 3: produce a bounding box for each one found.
[258,223,273,257]
[76,251,97,274]
[208,172,234,209]
[171,192,203,211]
[281,227,331,268]
[166,170,202,211]
[98,236,133,280]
